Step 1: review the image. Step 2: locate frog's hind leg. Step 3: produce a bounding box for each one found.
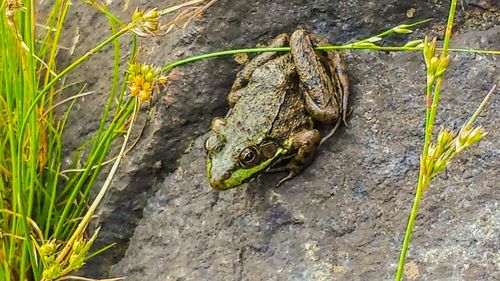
[325,47,349,126]
[228,33,289,106]
[317,50,350,146]
[268,129,321,187]
[290,29,349,128]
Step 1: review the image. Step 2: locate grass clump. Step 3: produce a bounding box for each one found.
[0,1,214,280]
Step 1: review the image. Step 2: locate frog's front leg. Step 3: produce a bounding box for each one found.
[271,129,321,186]
[290,29,349,125]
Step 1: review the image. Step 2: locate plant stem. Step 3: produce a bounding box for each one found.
[17,22,135,147]
[54,101,137,264]
[441,2,457,58]
[395,182,425,280]
[395,0,457,280]
[161,45,499,73]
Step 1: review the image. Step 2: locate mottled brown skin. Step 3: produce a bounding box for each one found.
[205,29,349,190]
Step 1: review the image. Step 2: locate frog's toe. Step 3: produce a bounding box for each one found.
[276,169,298,187]
[319,118,342,147]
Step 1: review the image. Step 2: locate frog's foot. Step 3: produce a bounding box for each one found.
[227,88,245,107]
[290,29,349,126]
[319,105,355,146]
[273,129,321,187]
[319,118,341,147]
[229,33,290,106]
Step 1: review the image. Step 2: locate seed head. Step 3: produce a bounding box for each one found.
[432,158,448,175]
[437,128,454,150]
[465,126,486,147]
[435,55,450,77]
[132,8,160,36]
[39,240,58,257]
[423,36,437,68]
[127,62,160,103]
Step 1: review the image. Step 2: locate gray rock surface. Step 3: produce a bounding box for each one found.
[109,27,500,280]
[59,0,499,280]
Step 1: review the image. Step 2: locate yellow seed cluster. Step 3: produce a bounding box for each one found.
[38,233,99,280]
[456,125,486,152]
[423,36,450,80]
[422,125,486,189]
[127,63,159,102]
[132,8,160,37]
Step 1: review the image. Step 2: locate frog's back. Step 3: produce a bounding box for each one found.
[224,54,312,146]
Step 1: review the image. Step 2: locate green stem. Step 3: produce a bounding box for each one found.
[395,0,457,280]
[17,21,136,152]
[395,182,425,280]
[161,45,499,73]
[160,17,497,73]
[441,2,457,58]
[423,77,444,157]
[162,47,287,72]
[421,0,457,148]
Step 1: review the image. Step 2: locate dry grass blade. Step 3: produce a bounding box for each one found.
[162,0,218,33]
[55,276,124,281]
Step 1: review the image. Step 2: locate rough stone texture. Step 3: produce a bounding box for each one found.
[58,0,500,280]
[108,28,500,280]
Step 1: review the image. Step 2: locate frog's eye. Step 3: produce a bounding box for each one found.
[239,146,259,168]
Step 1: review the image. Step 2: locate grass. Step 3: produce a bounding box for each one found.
[0,0,139,279]
[0,0,497,280]
[0,1,213,280]
[394,0,496,279]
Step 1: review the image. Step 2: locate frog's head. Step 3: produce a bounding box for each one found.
[204,118,285,190]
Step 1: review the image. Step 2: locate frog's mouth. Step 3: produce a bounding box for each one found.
[208,146,288,190]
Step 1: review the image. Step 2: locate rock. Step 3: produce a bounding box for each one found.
[60,0,499,279]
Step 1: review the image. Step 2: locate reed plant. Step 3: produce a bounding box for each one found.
[0,1,213,280]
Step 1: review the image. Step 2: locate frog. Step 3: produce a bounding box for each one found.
[204,29,349,190]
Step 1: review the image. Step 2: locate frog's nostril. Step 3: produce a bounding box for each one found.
[222,172,231,181]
